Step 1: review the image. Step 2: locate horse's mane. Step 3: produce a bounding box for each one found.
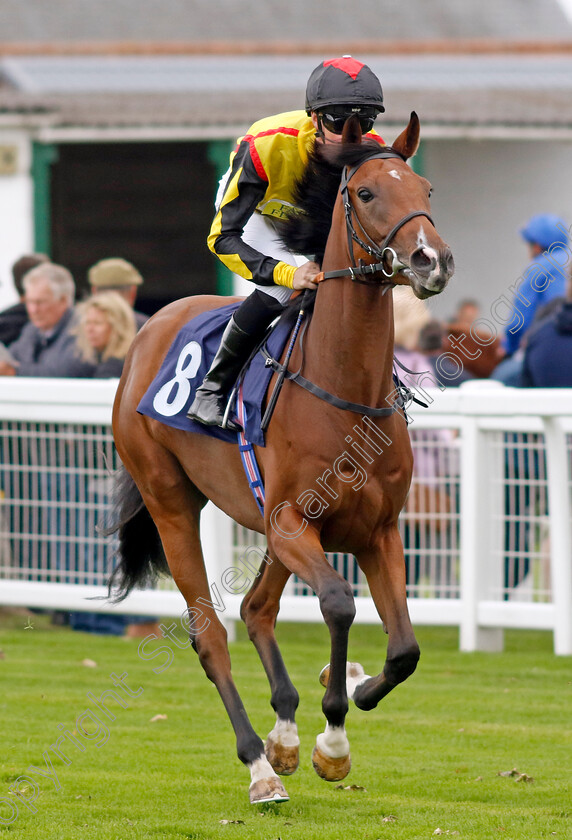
[277,140,400,264]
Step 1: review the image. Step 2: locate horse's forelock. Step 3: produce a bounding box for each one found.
[316,139,393,170]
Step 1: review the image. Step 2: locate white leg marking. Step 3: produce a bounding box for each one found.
[346,662,371,701]
[248,754,289,803]
[316,724,350,759]
[249,755,278,784]
[267,717,300,748]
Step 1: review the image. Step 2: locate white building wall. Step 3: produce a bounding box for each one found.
[422,138,572,330]
[0,131,35,310]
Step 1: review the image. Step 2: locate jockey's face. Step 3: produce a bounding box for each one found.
[311,108,377,144]
[311,112,343,144]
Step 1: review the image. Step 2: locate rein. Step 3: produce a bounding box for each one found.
[261,315,413,420]
[322,150,434,284]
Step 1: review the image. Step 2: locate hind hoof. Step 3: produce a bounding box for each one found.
[319,661,366,695]
[265,736,299,776]
[249,775,289,804]
[311,745,351,782]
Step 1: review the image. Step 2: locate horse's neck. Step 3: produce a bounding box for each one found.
[304,278,396,407]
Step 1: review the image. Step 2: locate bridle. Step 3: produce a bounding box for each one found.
[256,148,435,431]
[322,150,435,285]
[259,150,436,427]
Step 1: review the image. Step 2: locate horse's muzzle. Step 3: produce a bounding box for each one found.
[409,246,455,298]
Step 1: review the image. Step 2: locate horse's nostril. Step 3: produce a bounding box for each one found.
[441,249,455,278]
[410,248,437,275]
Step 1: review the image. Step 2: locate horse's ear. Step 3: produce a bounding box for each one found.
[391,111,420,161]
[342,114,362,144]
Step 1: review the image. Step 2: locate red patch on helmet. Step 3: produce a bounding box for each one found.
[324,57,365,80]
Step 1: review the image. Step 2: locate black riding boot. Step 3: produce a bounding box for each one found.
[187,292,286,430]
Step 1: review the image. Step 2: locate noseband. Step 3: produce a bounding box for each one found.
[322,150,434,285]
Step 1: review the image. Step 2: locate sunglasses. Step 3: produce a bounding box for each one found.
[319,112,376,135]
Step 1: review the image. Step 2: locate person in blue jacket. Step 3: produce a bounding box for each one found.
[491,214,570,386]
[504,214,569,357]
[520,271,572,387]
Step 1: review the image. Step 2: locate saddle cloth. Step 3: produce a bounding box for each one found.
[137,301,292,447]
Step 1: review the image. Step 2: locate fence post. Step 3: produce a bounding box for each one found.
[459,414,504,651]
[542,417,572,655]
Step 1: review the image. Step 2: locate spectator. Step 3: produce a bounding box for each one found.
[419,320,474,386]
[418,319,444,359]
[0,263,95,378]
[0,253,50,345]
[73,292,137,378]
[507,213,569,355]
[443,323,503,382]
[88,258,148,330]
[449,298,480,329]
[520,271,572,387]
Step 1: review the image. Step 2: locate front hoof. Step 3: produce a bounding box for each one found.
[311,745,351,782]
[265,736,299,776]
[249,775,289,804]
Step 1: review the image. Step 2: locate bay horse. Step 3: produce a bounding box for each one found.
[109,113,454,804]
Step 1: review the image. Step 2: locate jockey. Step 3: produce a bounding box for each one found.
[188,56,385,429]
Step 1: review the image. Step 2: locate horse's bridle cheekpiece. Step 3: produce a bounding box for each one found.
[322,150,434,285]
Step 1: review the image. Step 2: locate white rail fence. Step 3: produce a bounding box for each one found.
[0,378,570,654]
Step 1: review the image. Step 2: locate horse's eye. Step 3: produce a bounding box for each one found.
[357,188,374,203]
[428,188,433,198]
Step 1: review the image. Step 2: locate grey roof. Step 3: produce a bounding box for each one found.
[4,54,572,94]
[1,0,571,42]
[2,54,572,136]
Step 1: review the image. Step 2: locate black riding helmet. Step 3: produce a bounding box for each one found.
[305,55,385,115]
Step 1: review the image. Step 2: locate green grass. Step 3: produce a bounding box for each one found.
[0,610,571,840]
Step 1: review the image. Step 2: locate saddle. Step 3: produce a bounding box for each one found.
[137,302,295,447]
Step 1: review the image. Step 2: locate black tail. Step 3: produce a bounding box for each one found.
[102,465,169,602]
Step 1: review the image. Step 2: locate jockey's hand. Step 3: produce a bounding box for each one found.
[292,261,321,290]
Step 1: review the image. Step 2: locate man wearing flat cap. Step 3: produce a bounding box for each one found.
[88,258,148,330]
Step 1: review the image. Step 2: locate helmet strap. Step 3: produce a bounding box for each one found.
[314,113,325,141]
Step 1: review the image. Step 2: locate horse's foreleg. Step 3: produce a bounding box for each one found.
[267,514,355,782]
[353,525,420,711]
[240,554,300,775]
[143,487,288,804]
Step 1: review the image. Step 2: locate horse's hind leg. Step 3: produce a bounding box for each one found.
[240,555,300,775]
[136,462,289,804]
[351,524,420,710]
